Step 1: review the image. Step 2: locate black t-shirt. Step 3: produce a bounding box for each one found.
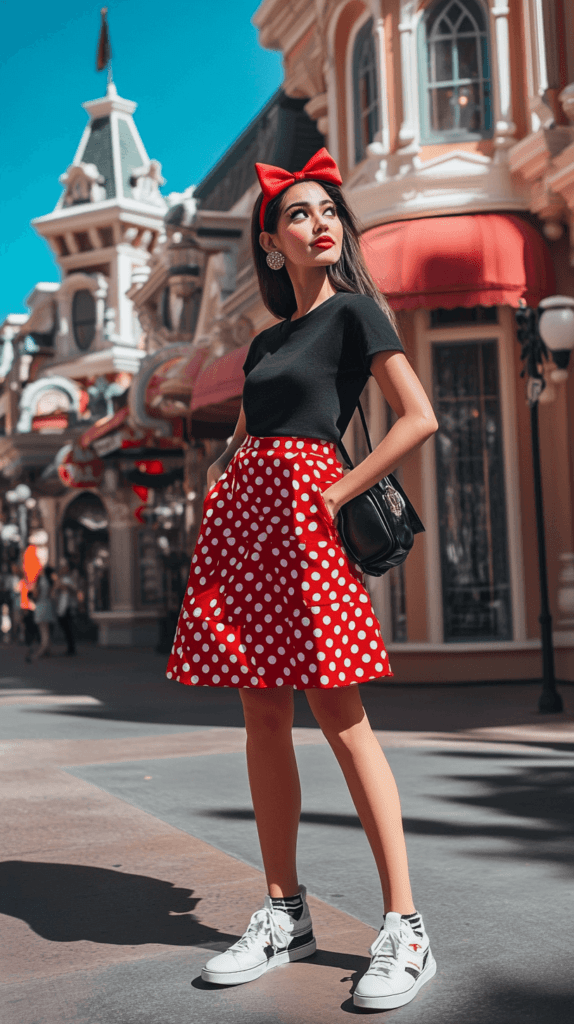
[242,291,404,443]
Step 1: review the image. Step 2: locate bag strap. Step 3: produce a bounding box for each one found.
[337,399,372,470]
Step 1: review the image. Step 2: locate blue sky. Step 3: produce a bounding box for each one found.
[1,1,282,318]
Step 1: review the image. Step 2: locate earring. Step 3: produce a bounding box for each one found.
[266,250,285,270]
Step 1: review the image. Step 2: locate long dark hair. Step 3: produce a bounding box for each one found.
[251,180,397,329]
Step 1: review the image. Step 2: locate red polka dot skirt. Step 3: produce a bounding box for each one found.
[166,435,392,689]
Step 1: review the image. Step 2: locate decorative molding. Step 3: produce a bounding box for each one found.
[253,0,316,55]
[128,343,192,432]
[59,163,106,206]
[508,83,574,247]
[17,376,81,433]
[347,148,528,227]
[304,92,329,136]
[129,160,168,209]
[397,1,420,154]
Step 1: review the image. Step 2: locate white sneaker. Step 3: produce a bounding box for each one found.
[353,911,436,1010]
[201,886,316,985]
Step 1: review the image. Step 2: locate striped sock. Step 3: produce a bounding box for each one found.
[400,911,423,937]
[270,893,304,921]
[383,911,424,937]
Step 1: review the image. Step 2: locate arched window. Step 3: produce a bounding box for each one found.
[353,19,380,164]
[72,289,96,350]
[420,0,492,142]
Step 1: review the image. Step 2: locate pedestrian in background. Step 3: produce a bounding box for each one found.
[27,565,55,662]
[54,558,77,656]
[19,571,39,653]
[166,149,439,1011]
[8,562,23,643]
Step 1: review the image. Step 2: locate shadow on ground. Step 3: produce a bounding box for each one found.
[2,644,571,734]
[0,861,238,948]
[196,745,574,873]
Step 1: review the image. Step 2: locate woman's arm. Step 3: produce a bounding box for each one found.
[206,403,248,490]
[322,351,438,521]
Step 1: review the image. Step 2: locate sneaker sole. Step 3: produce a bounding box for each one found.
[353,954,437,1010]
[201,936,317,986]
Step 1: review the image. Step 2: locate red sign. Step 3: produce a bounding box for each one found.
[58,444,104,489]
[78,405,130,450]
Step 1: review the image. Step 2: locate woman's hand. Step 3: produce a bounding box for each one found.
[206,458,225,495]
[321,491,340,526]
[321,468,351,526]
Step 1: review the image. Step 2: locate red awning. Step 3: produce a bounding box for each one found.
[190,343,249,422]
[361,213,556,311]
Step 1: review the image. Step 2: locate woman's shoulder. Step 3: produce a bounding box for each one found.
[338,291,388,317]
[243,320,283,373]
[250,319,283,349]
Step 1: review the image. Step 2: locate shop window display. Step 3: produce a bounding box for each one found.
[432,339,512,641]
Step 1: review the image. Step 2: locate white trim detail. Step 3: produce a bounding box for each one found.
[16,376,81,434]
[368,13,391,160]
[398,1,421,152]
[491,3,517,155]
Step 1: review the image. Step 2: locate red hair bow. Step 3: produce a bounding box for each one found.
[255,147,343,230]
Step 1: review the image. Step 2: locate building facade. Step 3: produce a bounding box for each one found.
[4,2,574,682]
[245,0,574,683]
[0,82,189,646]
[131,0,574,681]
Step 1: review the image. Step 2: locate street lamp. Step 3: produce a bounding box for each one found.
[5,483,32,550]
[515,295,574,713]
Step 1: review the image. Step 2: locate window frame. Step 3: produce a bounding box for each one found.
[418,0,493,145]
[71,288,97,351]
[348,15,380,167]
[415,307,527,647]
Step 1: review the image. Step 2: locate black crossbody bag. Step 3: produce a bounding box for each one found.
[335,401,425,577]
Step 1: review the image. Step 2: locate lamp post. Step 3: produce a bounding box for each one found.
[515,296,574,713]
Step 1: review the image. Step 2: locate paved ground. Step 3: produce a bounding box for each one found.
[1,642,573,1024]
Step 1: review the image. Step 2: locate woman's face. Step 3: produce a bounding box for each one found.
[261,181,344,269]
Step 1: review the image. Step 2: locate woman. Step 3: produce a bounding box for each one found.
[27,565,56,662]
[54,558,78,656]
[166,149,438,1011]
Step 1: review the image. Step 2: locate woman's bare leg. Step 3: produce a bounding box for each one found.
[306,686,415,915]
[239,687,301,898]
[32,622,51,661]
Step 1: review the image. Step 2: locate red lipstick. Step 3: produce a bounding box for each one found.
[312,235,335,250]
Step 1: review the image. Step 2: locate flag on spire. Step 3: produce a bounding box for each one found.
[96,8,112,72]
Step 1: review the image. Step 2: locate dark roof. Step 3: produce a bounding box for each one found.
[77,113,146,201]
[81,117,116,199]
[194,90,325,212]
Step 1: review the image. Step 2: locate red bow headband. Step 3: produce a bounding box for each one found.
[255,147,343,230]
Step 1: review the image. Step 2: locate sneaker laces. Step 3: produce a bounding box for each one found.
[367,927,402,977]
[229,906,288,955]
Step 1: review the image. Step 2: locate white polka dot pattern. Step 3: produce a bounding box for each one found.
[165,434,392,689]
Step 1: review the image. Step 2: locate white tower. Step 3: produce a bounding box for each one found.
[30,82,167,378]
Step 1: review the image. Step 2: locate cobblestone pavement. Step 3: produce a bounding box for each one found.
[1,642,573,1024]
